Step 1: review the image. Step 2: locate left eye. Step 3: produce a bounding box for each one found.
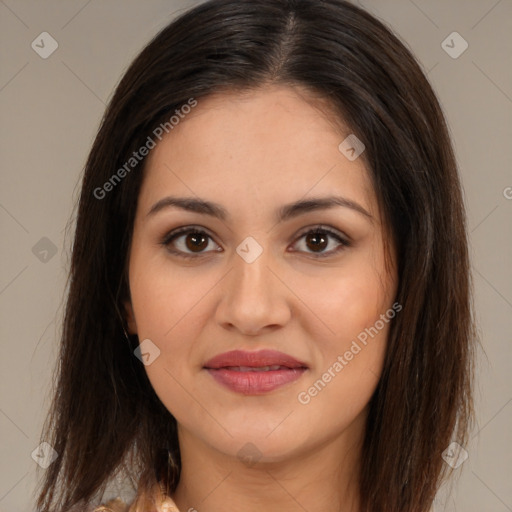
[161,225,349,259]
[290,226,350,258]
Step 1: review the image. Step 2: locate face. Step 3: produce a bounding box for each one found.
[125,85,398,465]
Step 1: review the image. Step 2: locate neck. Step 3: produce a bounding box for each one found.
[172,423,364,512]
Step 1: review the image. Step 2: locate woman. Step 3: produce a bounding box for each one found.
[35,1,476,511]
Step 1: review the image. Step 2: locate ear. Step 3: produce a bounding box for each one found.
[124,300,138,335]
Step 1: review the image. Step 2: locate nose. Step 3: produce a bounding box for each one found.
[214,243,292,336]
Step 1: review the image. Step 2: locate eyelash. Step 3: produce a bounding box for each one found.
[160,225,351,260]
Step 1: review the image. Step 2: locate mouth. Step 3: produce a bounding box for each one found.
[204,350,308,395]
[220,365,296,372]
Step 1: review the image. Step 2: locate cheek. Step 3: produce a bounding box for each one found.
[128,253,217,410]
[129,249,214,340]
[298,257,394,351]
[294,256,394,411]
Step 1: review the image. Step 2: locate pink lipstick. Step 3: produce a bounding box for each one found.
[204,349,308,395]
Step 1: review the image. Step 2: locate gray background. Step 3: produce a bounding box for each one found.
[0,0,511,510]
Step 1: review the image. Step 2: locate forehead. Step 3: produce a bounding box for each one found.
[140,85,378,221]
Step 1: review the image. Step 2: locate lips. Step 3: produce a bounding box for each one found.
[223,365,288,372]
[204,350,308,395]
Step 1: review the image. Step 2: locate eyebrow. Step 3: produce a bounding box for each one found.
[146,195,373,223]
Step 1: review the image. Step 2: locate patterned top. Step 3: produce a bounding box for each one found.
[93,482,180,512]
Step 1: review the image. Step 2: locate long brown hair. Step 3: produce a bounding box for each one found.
[35,1,476,510]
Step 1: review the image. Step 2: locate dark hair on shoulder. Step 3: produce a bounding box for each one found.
[35,1,476,511]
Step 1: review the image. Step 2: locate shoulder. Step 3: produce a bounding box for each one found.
[93,497,131,512]
[93,484,181,511]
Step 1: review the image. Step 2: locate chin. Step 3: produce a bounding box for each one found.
[211,426,310,465]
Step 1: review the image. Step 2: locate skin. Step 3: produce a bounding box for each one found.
[125,84,398,512]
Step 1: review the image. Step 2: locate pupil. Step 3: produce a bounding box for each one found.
[306,232,327,252]
[186,233,208,252]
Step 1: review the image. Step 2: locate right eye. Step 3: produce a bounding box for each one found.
[160,226,223,259]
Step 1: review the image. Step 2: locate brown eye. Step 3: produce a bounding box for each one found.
[292,226,350,258]
[304,231,329,252]
[162,227,221,258]
[185,232,209,252]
